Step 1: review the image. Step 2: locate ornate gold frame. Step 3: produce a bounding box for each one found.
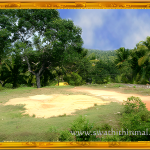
[0,0,150,149]
[0,1,150,9]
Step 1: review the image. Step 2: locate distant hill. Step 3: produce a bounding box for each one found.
[85,49,117,61]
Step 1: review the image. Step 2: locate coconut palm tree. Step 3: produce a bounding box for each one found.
[115,47,130,69]
[137,36,150,83]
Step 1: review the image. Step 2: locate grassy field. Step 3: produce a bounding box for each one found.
[0,83,150,141]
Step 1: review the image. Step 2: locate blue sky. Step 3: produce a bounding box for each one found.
[57,9,150,51]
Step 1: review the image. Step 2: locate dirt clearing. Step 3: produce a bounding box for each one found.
[68,87,150,111]
[3,86,150,118]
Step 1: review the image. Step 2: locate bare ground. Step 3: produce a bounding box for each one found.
[3,86,150,118]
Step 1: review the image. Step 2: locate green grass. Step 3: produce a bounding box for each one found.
[0,85,124,141]
[0,84,149,141]
[0,102,124,141]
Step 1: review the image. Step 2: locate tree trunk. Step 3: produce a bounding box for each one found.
[0,80,3,86]
[36,73,41,88]
[58,78,59,86]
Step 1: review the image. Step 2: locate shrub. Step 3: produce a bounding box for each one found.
[113,84,124,88]
[49,80,58,86]
[59,130,74,141]
[120,114,150,141]
[138,110,150,122]
[0,84,4,91]
[70,115,97,141]
[103,76,112,84]
[70,72,83,86]
[115,75,122,83]
[4,83,13,88]
[122,96,147,114]
[100,123,112,131]
[64,72,83,86]
[19,84,27,88]
[47,126,60,141]
[120,97,150,141]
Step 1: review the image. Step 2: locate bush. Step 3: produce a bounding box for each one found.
[70,115,97,141]
[103,76,112,84]
[138,110,150,122]
[100,123,112,131]
[122,96,147,114]
[64,72,83,86]
[113,84,125,88]
[115,75,122,83]
[120,96,150,141]
[120,114,150,141]
[47,126,60,141]
[4,83,13,88]
[19,84,27,88]
[0,84,4,91]
[49,80,58,86]
[71,72,83,86]
[59,130,74,141]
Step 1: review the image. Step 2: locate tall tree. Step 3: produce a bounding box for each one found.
[17,18,84,88]
[136,37,150,83]
[0,29,12,64]
[114,47,130,69]
[138,37,150,66]
[0,10,60,88]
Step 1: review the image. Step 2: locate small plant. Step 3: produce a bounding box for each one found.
[59,113,66,117]
[138,110,150,122]
[19,84,27,88]
[0,84,4,91]
[133,86,136,88]
[4,83,13,88]
[113,84,124,88]
[94,103,97,106]
[59,130,74,141]
[47,126,60,141]
[122,96,147,114]
[65,72,83,86]
[70,115,96,141]
[32,114,36,118]
[100,123,112,131]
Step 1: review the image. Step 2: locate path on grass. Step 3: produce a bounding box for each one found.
[68,87,150,111]
[3,87,150,119]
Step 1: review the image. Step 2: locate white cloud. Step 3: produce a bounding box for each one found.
[122,11,150,49]
[73,10,109,48]
[71,9,150,50]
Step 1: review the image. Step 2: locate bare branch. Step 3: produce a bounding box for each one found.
[25,56,36,75]
[32,61,40,66]
[39,63,44,76]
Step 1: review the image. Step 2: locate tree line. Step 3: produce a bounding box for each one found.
[0,9,150,89]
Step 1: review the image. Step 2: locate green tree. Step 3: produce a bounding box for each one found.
[0,29,12,64]
[0,10,60,88]
[19,18,84,88]
[0,54,27,88]
[137,37,150,83]
[94,59,119,84]
[115,47,130,69]
[52,66,64,86]
[114,47,133,83]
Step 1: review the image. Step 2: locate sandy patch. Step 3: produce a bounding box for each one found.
[68,87,150,111]
[3,94,110,118]
[3,87,150,119]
